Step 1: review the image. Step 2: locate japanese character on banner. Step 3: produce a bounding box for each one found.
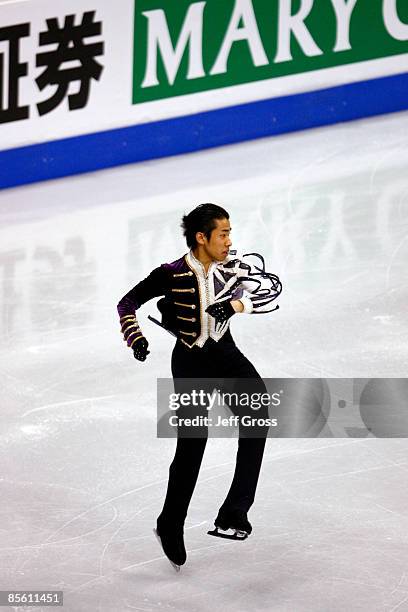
[35,11,104,115]
[0,24,30,124]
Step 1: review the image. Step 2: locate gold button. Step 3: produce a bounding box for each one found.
[191,305,196,309]
[190,288,195,293]
[192,318,196,322]
[188,271,193,276]
[192,332,197,337]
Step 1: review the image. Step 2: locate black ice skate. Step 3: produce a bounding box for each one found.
[207,511,252,541]
[207,526,249,540]
[153,524,186,572]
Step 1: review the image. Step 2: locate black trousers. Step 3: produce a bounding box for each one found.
[157,330,269,529]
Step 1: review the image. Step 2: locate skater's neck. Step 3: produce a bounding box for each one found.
[191,246,213,273]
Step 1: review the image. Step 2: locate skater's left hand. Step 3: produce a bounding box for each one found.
[206,300,235,328]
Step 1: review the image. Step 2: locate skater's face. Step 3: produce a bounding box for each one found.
[197,217,232,262]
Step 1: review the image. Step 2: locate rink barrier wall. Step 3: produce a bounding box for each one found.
[1,71,408,190]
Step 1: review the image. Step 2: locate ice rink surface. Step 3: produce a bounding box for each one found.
[1,111,408,611]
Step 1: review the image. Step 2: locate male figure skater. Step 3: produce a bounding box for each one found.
[117,203,282,571]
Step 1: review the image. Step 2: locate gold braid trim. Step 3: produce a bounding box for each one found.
[174,301,196,309]
[130,334,144,349]
[119,314,143,349]
[125,328,141,341]
[120,315,136,323]
[173,271,193,277]
[122,322,139,335]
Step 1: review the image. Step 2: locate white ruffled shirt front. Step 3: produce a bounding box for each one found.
[185,249,279,347]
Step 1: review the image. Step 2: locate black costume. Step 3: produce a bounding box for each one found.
[117,249,282,542]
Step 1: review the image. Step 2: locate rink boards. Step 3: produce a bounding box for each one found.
[0,0,407,188]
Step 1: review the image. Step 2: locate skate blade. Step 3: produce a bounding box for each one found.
[207,527,248,541]
[153,528,181,572]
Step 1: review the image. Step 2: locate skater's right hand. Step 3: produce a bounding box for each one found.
[133,336,150,362]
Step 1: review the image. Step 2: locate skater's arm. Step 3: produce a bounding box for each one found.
[117,265,167,351]
[235,253,282,314]
[206,253,281,325]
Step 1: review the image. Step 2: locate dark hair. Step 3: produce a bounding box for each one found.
[181,203,229,248]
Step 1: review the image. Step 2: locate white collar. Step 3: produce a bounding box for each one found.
[186,249,218,274]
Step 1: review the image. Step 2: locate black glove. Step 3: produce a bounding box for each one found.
[133,337,150,362]
[206,300,235,329]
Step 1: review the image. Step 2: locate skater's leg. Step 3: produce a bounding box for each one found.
[156,340,214,566]
[211,340,270,529]
[215,436,267,522]
[158,341,209,527]
[157,435,207,528]
[155,427,207,568]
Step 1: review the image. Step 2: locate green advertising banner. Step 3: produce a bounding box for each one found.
[132,0,408,104]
